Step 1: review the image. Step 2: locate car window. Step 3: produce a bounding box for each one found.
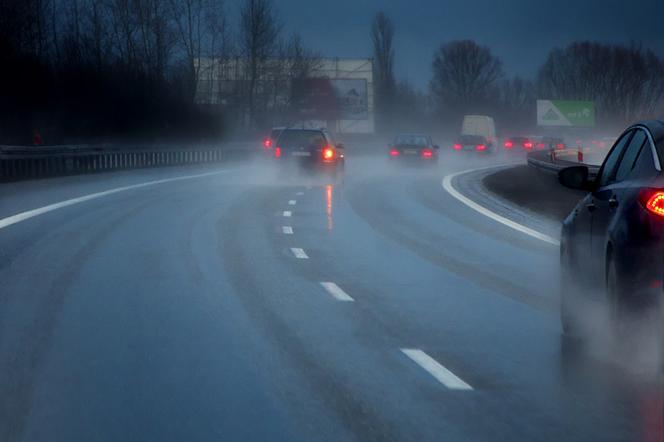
[277,130,325,149]
[629,133,658,180]
[459,135,485,144]
[614,130,647,183]
[598,131,633,187]
[395,135,428,146]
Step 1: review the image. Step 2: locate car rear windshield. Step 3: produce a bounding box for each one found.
[277,130,326,149]
[395,135,428,146]
[459,135,486,144]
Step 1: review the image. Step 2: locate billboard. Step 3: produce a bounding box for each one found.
[537,100,595,127]
[292,78,368,120]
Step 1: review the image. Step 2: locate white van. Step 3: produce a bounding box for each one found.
[461,115,497,150]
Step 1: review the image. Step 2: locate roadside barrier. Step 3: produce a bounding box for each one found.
[0,143,254,182]
[527,149,600,179]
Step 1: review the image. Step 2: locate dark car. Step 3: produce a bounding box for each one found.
[559,120,664,337]
[453,134,492,153]
[262,127,285,151]
[503,136,535,151]
[273,128,344,172]
[388,134,439,162]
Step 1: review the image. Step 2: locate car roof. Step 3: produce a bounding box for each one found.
[636,120,664,148]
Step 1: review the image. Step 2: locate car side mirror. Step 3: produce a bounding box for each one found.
[558,166,593,191]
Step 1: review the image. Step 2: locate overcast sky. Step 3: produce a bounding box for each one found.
[238,0,664,91]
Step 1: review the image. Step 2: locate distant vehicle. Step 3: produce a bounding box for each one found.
[536,136,566,150]
[461,115,497,148]
[503,136,534,150]
[388,133,439,163]
[558,120,664,337]
[263,127,285,151]
[273,128,344,172]
[453,134,492,153]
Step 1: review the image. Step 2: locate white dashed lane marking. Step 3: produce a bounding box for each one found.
[401,348,473,391]
[290,248,309,259]
[320,282,354,302]
[283,211,292,217]
[288,200,297,206]
[282,226,294,235]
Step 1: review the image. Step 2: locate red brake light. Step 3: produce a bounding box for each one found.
[274,146,282,158]
[640,190,664,217]
[536,143,545,149]
[453,143,462,151]
[389,148,400,157]
[475,144,487,151]
[263,138,272,148]
[523,142,534,149]
[421,149,433,158]
[322,146,335,161]
[556,143,565,150]
[504,141,513,148]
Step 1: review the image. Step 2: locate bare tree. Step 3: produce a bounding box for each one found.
[239,0,280,129]
[371,11,395,130]
[430,40,503,114]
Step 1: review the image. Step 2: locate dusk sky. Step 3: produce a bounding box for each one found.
[238,0,664,90]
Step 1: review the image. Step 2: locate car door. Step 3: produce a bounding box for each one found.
[590,130,645,284]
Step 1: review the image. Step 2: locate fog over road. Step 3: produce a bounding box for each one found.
[0,151,661,441]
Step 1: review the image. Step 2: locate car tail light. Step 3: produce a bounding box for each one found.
[389,148,400,157]
[475,144,487,151]
[555,143,565,150]
[536,142,545,149]
[322,146,335,161]
[421,149,434,158]
[639,189,664,218]
[504,141,513,148]
[523,142,533,149]
[263,138,272,149]
[453,143,462,150]
[274,146,282,158]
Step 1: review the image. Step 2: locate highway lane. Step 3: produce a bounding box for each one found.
[0,151,662,441]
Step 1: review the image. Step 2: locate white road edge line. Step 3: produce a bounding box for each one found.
[401,348,473,391]
[0,170,227,230]
[283,211,292,217]
[282,226,294,235]
[442,167,560,246]
[290,248,309,259]
[320,282,354,302]
[288,200,297,206]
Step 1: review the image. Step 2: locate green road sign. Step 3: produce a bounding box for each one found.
[537,100,595,127]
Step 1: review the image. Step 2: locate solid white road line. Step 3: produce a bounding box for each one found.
[283,211,292,217]
[320,282,354,302]
[290,248,309,259]
[0,170,227,231]
[282,226,294,235]
[288,200,297,206]
[401,348,473,391]
[442,168,560,246]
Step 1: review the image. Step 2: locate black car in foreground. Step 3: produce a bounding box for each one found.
[388,133,439,162]
[559,120,664,338]
[273,128,345,172]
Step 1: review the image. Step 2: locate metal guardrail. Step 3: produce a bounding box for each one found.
[0,143,255,182]
[527,149,601,178]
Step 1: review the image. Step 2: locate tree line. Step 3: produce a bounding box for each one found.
[372,11,664,135]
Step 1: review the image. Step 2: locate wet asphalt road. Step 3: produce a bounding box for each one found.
[0,150,662,441]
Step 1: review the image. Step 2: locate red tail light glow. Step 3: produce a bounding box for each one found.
[274,146,282,158]
[421,149,434,158]
[536,142,545,149]
[263,138,272,149]
[640,190,664,217]
[389,148,400,157]
[453,143,463,150]
[504,141,513,148]
[475,144,487,151]
[322,146,335,161]
[523,142,534,149]
[555,143,565,150]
